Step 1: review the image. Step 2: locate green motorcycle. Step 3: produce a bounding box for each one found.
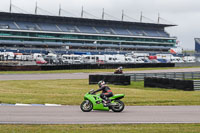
[80,89,125,112]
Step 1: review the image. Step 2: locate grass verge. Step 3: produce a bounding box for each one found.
[0,79,200,105]
[0,124,200,133]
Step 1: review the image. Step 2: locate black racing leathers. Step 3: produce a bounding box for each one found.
[94,85,113,102]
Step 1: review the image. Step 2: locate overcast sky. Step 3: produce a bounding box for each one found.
[0,0,199,50]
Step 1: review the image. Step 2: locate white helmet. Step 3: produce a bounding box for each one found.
[98,80,105,87]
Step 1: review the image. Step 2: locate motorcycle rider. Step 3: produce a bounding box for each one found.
[92,80,113,104]
[114,66,123,74]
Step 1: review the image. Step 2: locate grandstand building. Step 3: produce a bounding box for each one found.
[0,12,177,54]
[195,38,200,53]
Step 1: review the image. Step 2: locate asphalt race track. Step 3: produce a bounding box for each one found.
[0,106,200,124]
[1,68,200,81]
[1,68,200,124]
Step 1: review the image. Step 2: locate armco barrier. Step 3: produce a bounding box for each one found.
[175,62,200,67]
[193,80,200,90]
[0,65,41,71]
[129,72,200,81]
[0,63,175,71]
[89,74,130,85]
[144,77,195,91]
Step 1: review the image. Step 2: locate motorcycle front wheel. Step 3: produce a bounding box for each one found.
[80,100,93,112]
[111,100,125,112]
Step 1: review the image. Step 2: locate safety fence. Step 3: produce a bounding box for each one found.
[193,80,200,90]
[126,72,200,81]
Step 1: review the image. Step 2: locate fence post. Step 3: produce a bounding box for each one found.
[134,74,136,81]
[183,72,185,80]
[192,72,194,79]
[198,72,200,79]
[164,73,167,78]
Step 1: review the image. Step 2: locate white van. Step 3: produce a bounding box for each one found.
[1,52,15,60]
[7,52,15,60]
[113,54,126,63]
[170,57,184,63]
[183,56,196,63]
[104,55,116,63]
[82,55,96,63]
[62,55,82,64]
[33,53,43,60]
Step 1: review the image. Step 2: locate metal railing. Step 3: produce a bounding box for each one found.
[193,80,200,90]
[126,72,200,81]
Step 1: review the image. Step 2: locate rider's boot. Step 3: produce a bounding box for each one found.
[103,98,111,107]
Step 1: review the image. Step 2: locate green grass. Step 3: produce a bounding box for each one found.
[0,66,200,74]
[0,124,200,133]
[1,79,200,105]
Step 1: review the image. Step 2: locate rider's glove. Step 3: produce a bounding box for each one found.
[91,91,96,94]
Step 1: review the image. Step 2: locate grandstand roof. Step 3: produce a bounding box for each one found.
[0,12,176,28]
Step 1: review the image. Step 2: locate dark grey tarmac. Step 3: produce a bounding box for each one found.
[0,106,200,124]
[1,68,200,80]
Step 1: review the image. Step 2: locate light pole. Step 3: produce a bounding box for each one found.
[94,41,97,51]
[119,42,122,52]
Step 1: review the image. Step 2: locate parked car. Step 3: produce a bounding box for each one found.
[36,57,47,64]
[44,56,60,64]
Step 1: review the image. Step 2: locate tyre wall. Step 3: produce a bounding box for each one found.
[144,77,194,91]
[89,74,130,85]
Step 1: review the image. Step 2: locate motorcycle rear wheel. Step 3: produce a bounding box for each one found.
[111,100,125,112]
[80,100,93,112]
